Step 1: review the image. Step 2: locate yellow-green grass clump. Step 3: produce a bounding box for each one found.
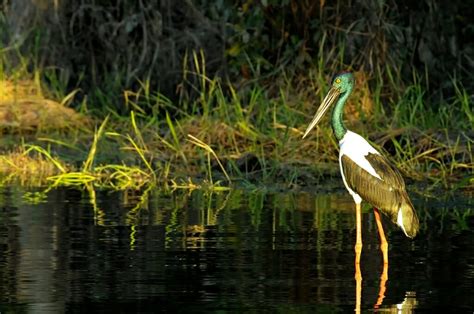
[0,149,69,186]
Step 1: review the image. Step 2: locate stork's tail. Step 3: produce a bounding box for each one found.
[396,197,419,238]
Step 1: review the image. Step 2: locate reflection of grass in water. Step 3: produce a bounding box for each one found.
[249,191,265,230]
[4,184,472,258]
[421,197,474,233]
[62,186,471,240]
[22,190,48,204]
[149,190,473,241]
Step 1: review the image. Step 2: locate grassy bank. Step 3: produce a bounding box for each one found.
[0,52,472,193]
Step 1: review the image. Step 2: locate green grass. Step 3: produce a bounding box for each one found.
[0,46,472,193]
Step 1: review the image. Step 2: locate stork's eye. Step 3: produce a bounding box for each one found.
[335,78,341,84]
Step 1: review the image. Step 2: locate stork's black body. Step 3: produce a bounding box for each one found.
[341,152,418,237]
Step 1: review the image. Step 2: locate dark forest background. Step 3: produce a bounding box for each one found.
[1,0,472,113]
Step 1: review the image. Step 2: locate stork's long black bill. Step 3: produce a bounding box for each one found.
[302,87,341,138]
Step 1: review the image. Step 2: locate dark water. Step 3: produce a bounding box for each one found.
[0,185,473,313]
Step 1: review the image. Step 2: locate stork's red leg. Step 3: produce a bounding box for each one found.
[374,207,388,264]
[373,207,389,308]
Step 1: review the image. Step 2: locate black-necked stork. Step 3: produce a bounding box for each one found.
[302,71,419,264]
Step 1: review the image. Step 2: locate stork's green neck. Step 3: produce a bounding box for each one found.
[331,87,351,141]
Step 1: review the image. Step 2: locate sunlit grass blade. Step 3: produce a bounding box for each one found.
[47,172,97,187]
[96,164,152,190]
[60,88,81,107]
[130,111,147,149]
[187,134,231,184]
[166,111,187,163]
[125,135,155,177]
[23,144,67,173]
[37,137,81,150]
[83,116,109,172]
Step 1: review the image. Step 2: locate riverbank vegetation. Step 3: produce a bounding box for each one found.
[0,1,472,193]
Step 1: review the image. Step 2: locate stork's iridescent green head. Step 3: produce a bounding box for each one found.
[331,71,354,93]
[302,71,354,141]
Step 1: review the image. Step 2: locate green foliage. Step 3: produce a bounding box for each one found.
[1,0,473,108]
[0,1,472,191]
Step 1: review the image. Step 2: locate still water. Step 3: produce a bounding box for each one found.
[0,185,472,313]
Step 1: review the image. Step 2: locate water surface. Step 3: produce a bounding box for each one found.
[0,186,472,312]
